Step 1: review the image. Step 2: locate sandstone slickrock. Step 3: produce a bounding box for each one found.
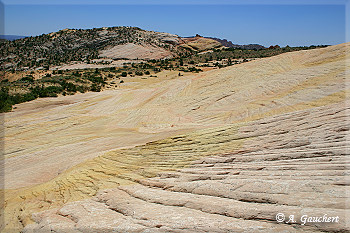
[99,43,174,60]
[2,43,349,232]
[23,102,350,232]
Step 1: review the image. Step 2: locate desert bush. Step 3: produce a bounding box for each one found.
[87,75,105,84]
[20,76,34,83]
[90,84,101,92]
[135,71,143,76]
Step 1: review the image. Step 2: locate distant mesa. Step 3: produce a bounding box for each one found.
[0,35,27,41]
[205,37,266,50]
[268,45,281,49]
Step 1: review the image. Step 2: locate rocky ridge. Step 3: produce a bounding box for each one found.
[0,27,222,71]
[205,36,266,50]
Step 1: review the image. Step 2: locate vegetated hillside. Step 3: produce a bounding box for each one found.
[0,43,329,113]
[0,27,328,112]
[0,27,195,71]
[0,69,109,112]
[0,26,327,73]
[0,26,329,113]
[0,27,231,72]
[2,43,349,232]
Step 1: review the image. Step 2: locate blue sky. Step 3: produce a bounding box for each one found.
[2,0,348,47]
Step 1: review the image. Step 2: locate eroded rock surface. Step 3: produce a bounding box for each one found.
[2,43,350,232]
[24,102,350,232]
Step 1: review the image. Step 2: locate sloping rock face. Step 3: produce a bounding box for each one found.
[181,36,222,51]
[2,43,350,232]
[99,43,174,60]
[23,102,350,232]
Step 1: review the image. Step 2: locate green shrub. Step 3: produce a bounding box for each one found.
[20,76,34,83]
[0,84,65,112]
[135,71,143,76]
[73,71,81,77]
[90,84,101,92]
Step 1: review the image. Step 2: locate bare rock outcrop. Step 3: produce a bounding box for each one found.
[2,43,349,232]
[99,43,174,60]
[24,101,350,232]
